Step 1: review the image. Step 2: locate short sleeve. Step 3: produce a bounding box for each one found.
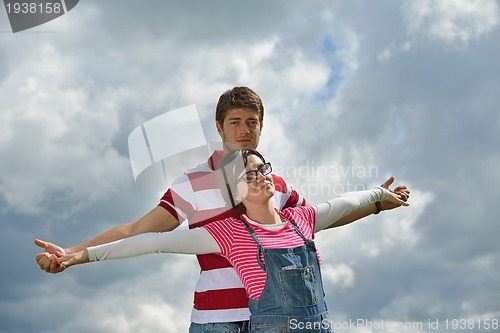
[272,174,306,209]
[282,205,317,239]
[203,218,236,257]
[158,173,195,224]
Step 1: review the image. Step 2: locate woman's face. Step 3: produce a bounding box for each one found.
[236,153,275,205]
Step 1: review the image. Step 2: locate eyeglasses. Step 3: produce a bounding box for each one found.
[238,162,272,183]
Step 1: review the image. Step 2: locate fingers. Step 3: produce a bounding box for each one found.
[57,254,76,269]
[379,187,410,211]
[35,239,65,257]
[36,252,52,271]
[36,252,65,273]
[394,195,410,206]
[57,254,71,264]
[380,176,395,189]
[380,178,411,202]
[56,257,66,268]
[387,192,410,207]
[396,189,410,201]
[36,252,55,271]
[393,185,410,201]
[35,238,68,273]
[58,261,68,269]
[34,239,48,250]
[49,258,65,273]
[398,198,410,206]
[395,191,409,201]
[394,185,409,194]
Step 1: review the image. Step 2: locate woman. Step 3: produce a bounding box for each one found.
[59,150,409,332]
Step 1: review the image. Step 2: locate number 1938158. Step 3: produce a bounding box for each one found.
[5,2,62,14]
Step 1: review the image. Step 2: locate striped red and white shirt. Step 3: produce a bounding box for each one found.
[158,150,305,323]
[203,206,320,300]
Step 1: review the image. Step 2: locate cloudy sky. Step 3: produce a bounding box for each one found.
[1,1,499,332]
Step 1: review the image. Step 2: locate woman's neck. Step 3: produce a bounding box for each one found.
[244,200,281,225]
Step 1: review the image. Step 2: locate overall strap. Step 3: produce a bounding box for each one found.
[240,219,266,271]
[286,217,316,249]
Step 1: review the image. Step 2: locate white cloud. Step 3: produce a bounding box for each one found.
[360,189,435,258]
[0,42,130,218]
[0,256,198,333]
[403,0,500,44]
[101,302,187,333]
[378,0,500,63]
[322,262,356,288]
[1,1,499,333]
[68,257,198,333]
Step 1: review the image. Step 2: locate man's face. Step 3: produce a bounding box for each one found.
[216,108,263,151]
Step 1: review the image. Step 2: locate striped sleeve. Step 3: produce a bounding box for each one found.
[158,173,195,223]
[202,218,236,257]
[272,174,306,209]
[285,206,317,238]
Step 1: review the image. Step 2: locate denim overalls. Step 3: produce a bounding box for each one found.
[242,219,333,333]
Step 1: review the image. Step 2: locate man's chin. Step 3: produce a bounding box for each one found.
[225,142,257,151]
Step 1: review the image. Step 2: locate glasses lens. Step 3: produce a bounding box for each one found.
[240,163,272,183]
[243,172,257,183]
[259,163,271,176]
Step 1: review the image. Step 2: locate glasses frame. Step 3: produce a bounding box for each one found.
[238,162,272,183]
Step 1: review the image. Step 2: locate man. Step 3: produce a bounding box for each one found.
[36,87,409,332]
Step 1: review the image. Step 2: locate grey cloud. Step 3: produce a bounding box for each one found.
[1,1,499,332]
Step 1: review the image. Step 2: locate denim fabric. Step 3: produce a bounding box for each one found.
[189,321,249,333]
[242,220,333,333]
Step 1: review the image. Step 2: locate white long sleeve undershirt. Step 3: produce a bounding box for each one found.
[314,186,388,232]
[87,187,389,262]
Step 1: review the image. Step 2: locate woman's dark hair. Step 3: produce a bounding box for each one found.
[223,149,266,168]
[218,149,266,210]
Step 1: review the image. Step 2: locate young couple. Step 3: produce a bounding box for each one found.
[36,87,410,332]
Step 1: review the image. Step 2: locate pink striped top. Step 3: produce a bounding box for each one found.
[204,205,320,300]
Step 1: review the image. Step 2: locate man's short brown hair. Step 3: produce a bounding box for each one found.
[215,87,264,125]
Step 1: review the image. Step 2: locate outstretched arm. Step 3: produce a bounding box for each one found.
[58,227,220,269]
[35,206,180,273]
[314,186,409,232]
[322,176,409,229]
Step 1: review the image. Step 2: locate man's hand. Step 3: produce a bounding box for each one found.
[34,239,67,274]
[380,176,410,211]
[57,250,89,269]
